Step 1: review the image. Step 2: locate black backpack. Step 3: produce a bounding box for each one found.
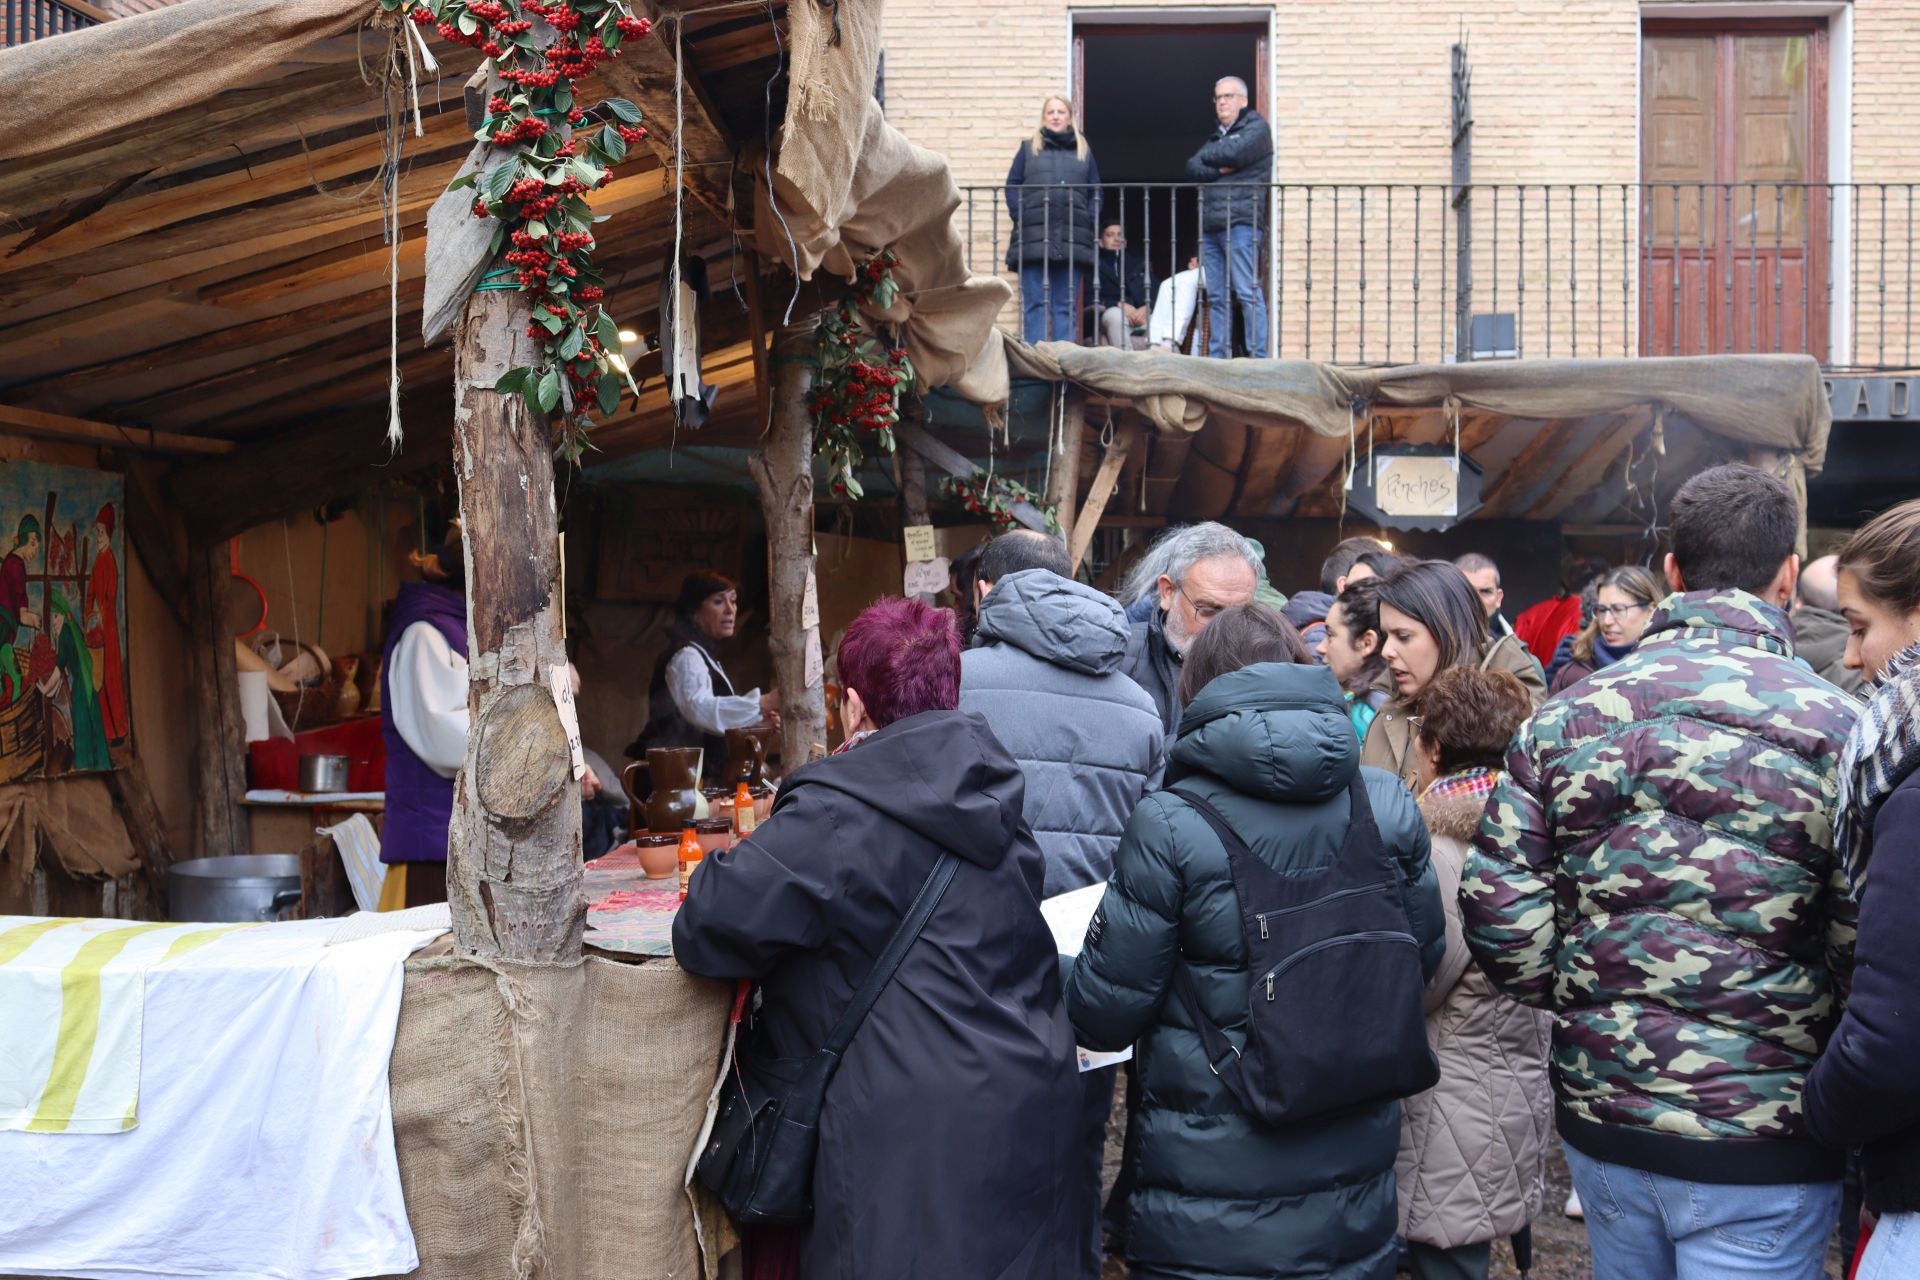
[1168,774,1439,1125]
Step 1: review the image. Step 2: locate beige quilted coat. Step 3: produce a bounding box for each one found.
[1395,783,1554,1249]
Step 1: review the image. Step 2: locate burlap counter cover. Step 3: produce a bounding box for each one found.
[383,954,732,1280]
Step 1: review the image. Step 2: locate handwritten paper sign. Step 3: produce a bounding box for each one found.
[1373,454,1460,519]
[547,664,587,781]
[801,564,820,630]
[903,524,938,563]
[904,556,951,597]
[802,626,824,690]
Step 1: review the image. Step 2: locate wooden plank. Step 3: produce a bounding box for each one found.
[0,403,233,454]
[103,749,177,908]
[123,462,189,625]
[187,543,248,858]
[596,22,736,220]
[1068,419,1140,573]
[1045,391,1085,550]
[895,421,1050,534]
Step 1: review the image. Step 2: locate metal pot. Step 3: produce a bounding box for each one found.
[167,855,304,923]
[298,753,351,793]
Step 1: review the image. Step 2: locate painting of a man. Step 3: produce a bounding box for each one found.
[0,516,42,706]
[85,504,127,744]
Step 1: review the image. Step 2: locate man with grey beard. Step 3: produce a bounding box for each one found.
[1119,522,1262,734]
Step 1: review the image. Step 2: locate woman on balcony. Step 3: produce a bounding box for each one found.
[1005,95,1100,344]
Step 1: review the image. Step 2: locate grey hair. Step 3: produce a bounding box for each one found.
[1120,522,1265,604]
[1453,552,1500,585]
[1214,76,1250,97]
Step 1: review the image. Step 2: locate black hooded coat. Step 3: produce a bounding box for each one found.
[672,709,1081,1280]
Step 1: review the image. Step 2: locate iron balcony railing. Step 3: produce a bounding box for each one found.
[3,0,107,45]
[961,182,1920,372]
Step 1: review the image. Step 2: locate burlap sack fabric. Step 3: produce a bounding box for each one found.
[380,954,732,1280]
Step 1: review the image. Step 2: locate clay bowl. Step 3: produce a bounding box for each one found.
[633,834,680,880]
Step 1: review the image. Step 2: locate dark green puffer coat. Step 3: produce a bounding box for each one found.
[1065,662,1444,1280]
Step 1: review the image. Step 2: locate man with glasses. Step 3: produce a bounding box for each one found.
[1455,552,1516,638]
[1119,521,1262,734]
[1184,76,1272,359]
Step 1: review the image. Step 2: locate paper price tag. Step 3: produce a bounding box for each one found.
[903,556,950,597]
[801,566,820,630]
[802,627,824,690]
[903,524,938,563]
[547,665,587,781]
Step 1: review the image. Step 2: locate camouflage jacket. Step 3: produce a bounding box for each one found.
[1461,591,1860,1184]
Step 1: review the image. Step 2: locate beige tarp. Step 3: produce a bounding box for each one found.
[0,779,141,899]
[753,0,1010,403]
[384,954,732,1280]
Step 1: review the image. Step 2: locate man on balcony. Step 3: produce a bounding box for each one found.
[1185,77,1271,359]
[1092,224,1149,350]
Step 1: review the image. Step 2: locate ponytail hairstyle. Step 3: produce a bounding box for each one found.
[409,519,465,588]
[1836,498,1920,617]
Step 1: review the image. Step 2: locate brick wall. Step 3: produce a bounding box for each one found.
[891,0,1920,365]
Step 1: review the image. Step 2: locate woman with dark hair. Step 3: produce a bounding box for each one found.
[1066,603,1445,1280]
[674,598,1080,1279]
[627,572,777,782]
[1547,565,1660,695]
[379,523,469,907]
[1361,559,1546,787]
[1319,577,1392,740]
[1804,498,1920,1279]
[1396,667,1553,1280]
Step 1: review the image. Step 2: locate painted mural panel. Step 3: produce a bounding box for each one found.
[0,464,129,780]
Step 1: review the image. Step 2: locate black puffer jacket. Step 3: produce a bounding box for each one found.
[674,710,1080,1280]
[1005,134,1098,271]
[1065,662,1444,1280]
[1185,107,1273,233]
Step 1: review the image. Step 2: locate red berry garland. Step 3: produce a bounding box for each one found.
[813,251,916,499]
[385,0,654,460]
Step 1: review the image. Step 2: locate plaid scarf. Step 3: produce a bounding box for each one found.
[1835,640,1920,890]
[1420,765,1500,805]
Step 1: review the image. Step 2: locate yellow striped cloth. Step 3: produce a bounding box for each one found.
[0,917,251,1134]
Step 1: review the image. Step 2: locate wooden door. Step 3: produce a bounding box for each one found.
[1641,23,1827,358]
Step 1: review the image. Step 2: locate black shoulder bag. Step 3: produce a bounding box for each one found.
[1168,777,1438,1125]
[695,851,960,1225]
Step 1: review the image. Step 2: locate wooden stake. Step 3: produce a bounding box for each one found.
[895,395,934,603]
[1045,390,1085,550]
[186,543,248,857]
[748,322,829,769]
[445,289,584,963]
[1069,419,1141,574]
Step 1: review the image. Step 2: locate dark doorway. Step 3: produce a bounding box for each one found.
[1076,24,1264,292]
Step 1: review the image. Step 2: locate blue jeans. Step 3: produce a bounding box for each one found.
[1200,223,1267,358]
[1858,1212,1920,1280]
[1564,1146,1841,1280]
[1020,262,1081,343]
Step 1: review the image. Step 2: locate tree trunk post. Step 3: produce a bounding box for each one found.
[1046,389,1086,550]
[446,288,584,963]
[187,542,247,857]
[894,395,934,604]
[748,320,828,770]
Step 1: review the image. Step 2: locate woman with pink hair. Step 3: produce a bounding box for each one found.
[674,598,1081,1279]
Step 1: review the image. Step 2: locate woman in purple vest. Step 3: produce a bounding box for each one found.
[379,527,468,908]
[627,573,777,786]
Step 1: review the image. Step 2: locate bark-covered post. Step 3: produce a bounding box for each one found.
[446,288,584,962]
[894,394,934,604]
[749,320,829,770]
[1046,389,1086,550]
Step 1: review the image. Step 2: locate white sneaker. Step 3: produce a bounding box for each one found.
[1564,1188,1584,1220]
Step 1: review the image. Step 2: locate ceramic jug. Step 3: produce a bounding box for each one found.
[723,727,770,788]
[623,747,705,834]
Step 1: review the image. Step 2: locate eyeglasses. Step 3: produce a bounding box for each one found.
[1175,584,1230,621]
[1213,93,1245,102]
[1592,603,1651,619]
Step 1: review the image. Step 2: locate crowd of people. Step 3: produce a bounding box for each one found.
[670,464,1920,1280]
[1005,78,1272,356]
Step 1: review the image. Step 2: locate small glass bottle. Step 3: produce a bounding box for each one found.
[677,827,704,901]
[733,781,757,838]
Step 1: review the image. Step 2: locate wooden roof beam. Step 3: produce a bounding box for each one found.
[0,404,235,456]
[598,14,738,224]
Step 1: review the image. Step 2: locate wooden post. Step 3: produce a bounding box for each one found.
[186,543,247,856]
[748,321,829,769]
[1045,389,1085,551]
[445,288,584,963]
[1068,418,1141,574]
[895,395,934,604]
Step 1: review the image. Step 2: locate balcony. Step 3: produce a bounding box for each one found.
[3,0,108,46]
[962,182,1920,372]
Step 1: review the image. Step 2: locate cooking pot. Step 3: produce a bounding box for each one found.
[298,753,352,792]
[167,855,304,923]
